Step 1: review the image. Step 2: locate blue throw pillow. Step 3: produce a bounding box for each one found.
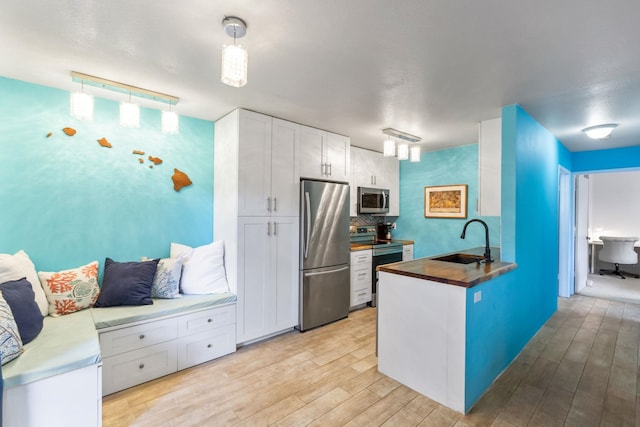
[0,278,44,344]
[94,258,159,307]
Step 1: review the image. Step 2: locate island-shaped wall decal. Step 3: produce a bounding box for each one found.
[97,137,112,148]
[172,168,192,192]
[62,127,76,136]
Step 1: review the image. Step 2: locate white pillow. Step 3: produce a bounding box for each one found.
[0,250,49,316]
[170,241,229,295]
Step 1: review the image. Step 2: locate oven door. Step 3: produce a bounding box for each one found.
[371,251,403,307]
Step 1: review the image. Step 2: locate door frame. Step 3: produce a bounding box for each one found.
[558,166,573,297]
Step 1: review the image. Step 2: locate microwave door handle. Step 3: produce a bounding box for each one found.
[304,191,311,259]
[382,192,388,210]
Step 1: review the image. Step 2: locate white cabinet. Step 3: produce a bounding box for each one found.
[215,109,301,345]
[236,216,299,343]
[99,304,236,395]
[350,146,400,216]
[350,249,372,308]
[237,110,300,217]
[402,244,414,261]
[300,125,350,182]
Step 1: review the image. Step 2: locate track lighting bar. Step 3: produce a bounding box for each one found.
[71,71,179,105]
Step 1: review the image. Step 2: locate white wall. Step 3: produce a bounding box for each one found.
[590,170,640,239]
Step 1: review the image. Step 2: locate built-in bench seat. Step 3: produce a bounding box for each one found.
[2,293,237,427]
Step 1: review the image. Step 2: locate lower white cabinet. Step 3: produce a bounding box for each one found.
[99,304,236,395]
[350,249,372,309]
[237,216,299,344]
[403,244,414,261]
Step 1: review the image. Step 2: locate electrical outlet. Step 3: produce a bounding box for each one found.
[474,291,482,303]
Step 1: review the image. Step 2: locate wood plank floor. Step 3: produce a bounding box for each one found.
[103,294,640,426]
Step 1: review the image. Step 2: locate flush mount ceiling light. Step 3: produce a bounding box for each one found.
[70,71,180,132]
[221,16,248,88]
[582,123,618,140]
[382,128,421,162]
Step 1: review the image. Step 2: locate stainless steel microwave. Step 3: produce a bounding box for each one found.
[358,187,390,214]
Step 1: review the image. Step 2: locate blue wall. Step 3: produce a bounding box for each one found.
[0,77,214,275]
[464,104,572,410]
[573,145,640,173]
[394,144,500,257]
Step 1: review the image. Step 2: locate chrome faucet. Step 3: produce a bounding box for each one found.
[460,219,493,263]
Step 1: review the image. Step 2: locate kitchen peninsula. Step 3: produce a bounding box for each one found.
[377,247,516,413]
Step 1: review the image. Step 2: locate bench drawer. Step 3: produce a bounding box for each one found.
[99,317,177,357]
[177,304,236,337]
[177,323,236,370]
[102,341,177,395]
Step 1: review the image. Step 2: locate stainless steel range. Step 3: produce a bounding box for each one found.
[350,226,403,307]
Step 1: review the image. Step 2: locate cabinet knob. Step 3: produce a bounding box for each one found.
[139,363,145,369]
[139,334,145,340]
[207,344,212,348]
[207,318,212,323]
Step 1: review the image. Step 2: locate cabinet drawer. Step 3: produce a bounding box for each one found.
[102,341,177,395]
[177,304,236,337]
[350,268,371,288]
[351,250,372,266]
[351,288,371,306]
[177,323,236,370]
[99,318,177,357]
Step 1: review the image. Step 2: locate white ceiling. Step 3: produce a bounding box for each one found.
[2,0,640,153]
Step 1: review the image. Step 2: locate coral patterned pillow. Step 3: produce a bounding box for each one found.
[38,261,100,317]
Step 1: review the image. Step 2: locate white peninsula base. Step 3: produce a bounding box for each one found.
[377,271,467,413]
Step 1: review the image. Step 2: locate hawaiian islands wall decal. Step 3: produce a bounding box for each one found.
[172,168,192,192]
[45,129,192,192]
[97,137,112,148]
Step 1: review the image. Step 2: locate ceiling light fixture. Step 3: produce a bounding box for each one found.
[382,128,421,162]
[162,105,179,135]
[582,123,618,140]
[383,137,396,157]
[70,81,94,120]
[221,16,248,88]
[70,71,180,132]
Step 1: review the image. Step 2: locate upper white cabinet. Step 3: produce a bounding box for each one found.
[300,126,350,183]
[237,111,300,217]
[478,117,501,216]
[350,146,399,216]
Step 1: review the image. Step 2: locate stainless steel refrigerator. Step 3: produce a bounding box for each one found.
[299,179,351,331]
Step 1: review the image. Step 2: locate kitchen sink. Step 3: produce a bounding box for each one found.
[432,253,484,264]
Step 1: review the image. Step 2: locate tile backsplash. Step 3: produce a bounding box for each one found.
[350,215,398,227]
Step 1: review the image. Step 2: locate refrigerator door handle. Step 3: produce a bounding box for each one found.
[303,265,349,277]
[304,191,311,259]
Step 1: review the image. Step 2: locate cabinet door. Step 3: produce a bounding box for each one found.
[238,111,272,216]
[325,132,350,182]
[237,217,272,343]
[300,125,326,180]
[382,155,400,216]
[271,119,300,216]
[271,217,299,332]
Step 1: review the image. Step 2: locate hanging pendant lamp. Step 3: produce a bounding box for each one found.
[221,17,248,87]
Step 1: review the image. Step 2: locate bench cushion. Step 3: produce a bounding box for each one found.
[2,309,100,388]
[91,293,237,329]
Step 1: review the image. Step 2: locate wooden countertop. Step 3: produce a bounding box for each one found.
[377,247,517,288]
[350,240,414,251]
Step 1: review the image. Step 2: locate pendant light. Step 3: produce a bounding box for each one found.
[162,103,179,135]
[221,17,248,87]
[70,81,94,120]
[120,92,140,128]
[410,145,421,162]
[397,143,409,160]
[383,137,396,157]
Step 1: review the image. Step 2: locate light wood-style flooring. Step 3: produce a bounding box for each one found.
[103,294,640,426]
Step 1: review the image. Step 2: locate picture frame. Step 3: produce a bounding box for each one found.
[424,184,468,218]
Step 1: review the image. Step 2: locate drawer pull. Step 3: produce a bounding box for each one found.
[139,363,145,369]
[358,292,367,296]
[207,344,212,348]
[207,318,212,323]
[139,334,145,340]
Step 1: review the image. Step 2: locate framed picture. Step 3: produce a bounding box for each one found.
[424,184,468,218]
